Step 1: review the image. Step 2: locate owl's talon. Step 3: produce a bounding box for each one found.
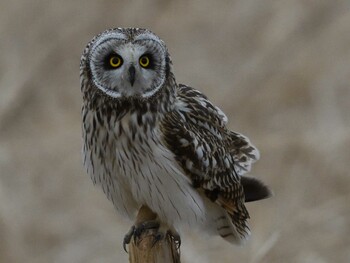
[123,225,135,253]
[133,220,160,241]
[123,220,161,253]
[167,230,181,250]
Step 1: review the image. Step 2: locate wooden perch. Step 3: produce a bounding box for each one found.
[128,206,181,263]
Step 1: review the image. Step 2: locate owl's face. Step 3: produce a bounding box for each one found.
[87,28,168,99]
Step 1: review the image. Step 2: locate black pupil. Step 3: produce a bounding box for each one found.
[112,57,119,64]
[142,57,148,64]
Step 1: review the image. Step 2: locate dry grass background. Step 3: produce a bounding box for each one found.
[1,0,350,262]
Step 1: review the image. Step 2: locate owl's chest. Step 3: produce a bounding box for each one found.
[83,109,159,180]
[114,113,158,175]
[105,111,172,181]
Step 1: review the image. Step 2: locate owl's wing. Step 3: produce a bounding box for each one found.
[161,84,260,180]
[160,84,270,242]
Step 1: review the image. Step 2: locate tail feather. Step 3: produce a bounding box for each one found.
[241,176,273,202]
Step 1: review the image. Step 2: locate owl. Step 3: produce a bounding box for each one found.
[80,28,271,248]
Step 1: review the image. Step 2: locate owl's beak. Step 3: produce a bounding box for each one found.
[128,65,136,86]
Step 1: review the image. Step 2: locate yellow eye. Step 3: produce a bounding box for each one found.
[109,55,122,68]
[139,55,150,68]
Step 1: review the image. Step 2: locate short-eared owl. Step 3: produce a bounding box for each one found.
[80,28,271,246]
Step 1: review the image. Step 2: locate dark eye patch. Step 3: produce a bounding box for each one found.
[140,53,155,69]
[103,53,123,70]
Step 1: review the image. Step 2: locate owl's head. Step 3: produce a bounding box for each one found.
[81,28,171,99]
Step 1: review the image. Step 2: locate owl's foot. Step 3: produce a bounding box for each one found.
[123,220,163,252]
[166,229,181,251]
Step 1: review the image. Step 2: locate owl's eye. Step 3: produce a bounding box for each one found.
[139,55,150,68]
[109,54,123,68]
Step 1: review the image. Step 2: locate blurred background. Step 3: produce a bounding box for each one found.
[1,0,349,262]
